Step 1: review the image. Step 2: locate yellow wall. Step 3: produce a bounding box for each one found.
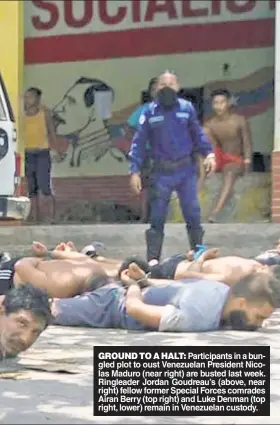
[0,1,24,167]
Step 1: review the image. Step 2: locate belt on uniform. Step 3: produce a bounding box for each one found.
[154,155,192,171]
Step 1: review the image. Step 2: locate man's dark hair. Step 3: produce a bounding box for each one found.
[230,266,280,307]
[3,284,52,327]
[141,90,151,104]
[210,88,231,99]
[26,87,42,98]
[221,310,259,332]
[147,77,158,95]
[221,266,280,331]
[141,78,158,104]
[118,256,150,279]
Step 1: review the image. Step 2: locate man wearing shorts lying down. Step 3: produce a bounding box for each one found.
[0,241,209,299]
[70,240,280,288]
[148,240,280,285]
[51,262,280,333]
[10,245,227,299]
[0,241,119,299]
[0,237,278,299]
[32,243,269,289]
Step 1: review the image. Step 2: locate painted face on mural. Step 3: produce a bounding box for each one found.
[52,84,94,136]
[52,79,114,137]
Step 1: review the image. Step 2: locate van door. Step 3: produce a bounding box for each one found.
[0,72,16,196]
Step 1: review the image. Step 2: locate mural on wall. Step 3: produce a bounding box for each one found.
[51,77,130,168]
[23,0,275,222]
[204,67,274,120]
[46,66,274,176]
[24,0,275,179]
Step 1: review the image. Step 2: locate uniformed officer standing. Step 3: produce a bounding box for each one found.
[129,71,216,263]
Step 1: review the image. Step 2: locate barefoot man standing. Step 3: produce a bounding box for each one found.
[204,89,253,222]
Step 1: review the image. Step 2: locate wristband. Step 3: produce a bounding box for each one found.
[206,153,215,159]
[193,245,207,261]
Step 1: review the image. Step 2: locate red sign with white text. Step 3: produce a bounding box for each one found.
[24,0,275,64]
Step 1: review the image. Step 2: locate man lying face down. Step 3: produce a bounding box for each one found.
[0,284,52,359]
[0,241,121,299]
[1,239,278,300]
[51,259,280,333]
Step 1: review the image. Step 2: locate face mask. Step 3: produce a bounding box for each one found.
[157,87,177,109]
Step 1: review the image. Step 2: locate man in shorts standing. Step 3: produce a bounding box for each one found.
[24,87,56,223]
[203,89,252,222]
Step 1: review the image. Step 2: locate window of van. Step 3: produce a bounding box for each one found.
[0,73,15,122]
[0,97,7,120]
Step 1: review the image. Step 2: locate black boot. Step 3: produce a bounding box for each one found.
[145,228,164,262]
[186,224,205,251]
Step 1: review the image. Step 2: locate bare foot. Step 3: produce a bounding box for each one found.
[208,215,217,223]
[55,242,67,251]
[66,241,77,251]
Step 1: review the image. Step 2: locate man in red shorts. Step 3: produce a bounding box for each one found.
[203,89,252,222]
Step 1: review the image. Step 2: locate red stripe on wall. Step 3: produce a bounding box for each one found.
[238,98,274,117]
[25,18,274,64]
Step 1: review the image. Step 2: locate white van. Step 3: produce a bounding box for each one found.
[0,72,30,220]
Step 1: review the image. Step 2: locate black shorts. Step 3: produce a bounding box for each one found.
[0,258,19,295]
[150,254,187,280]
[25,149,52,197]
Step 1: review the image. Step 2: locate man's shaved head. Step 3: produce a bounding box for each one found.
[157,71,179,93]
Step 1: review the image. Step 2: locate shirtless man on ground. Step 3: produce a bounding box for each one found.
[0,241,121,299]
[0,241,243,298]
[74,239,280,288]
[40,241,268,288]
[36,239,280,289]
[119,249,274,287]
[203,89,253,222]
[1,237,278,299]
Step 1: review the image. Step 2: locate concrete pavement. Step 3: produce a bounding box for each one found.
[0,223,280,424]
[0,222,278,258]
[1,320,280,424]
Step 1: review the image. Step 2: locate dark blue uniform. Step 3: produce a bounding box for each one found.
[129,98,213,261]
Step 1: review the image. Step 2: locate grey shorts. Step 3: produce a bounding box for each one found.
[25,149,52,197]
